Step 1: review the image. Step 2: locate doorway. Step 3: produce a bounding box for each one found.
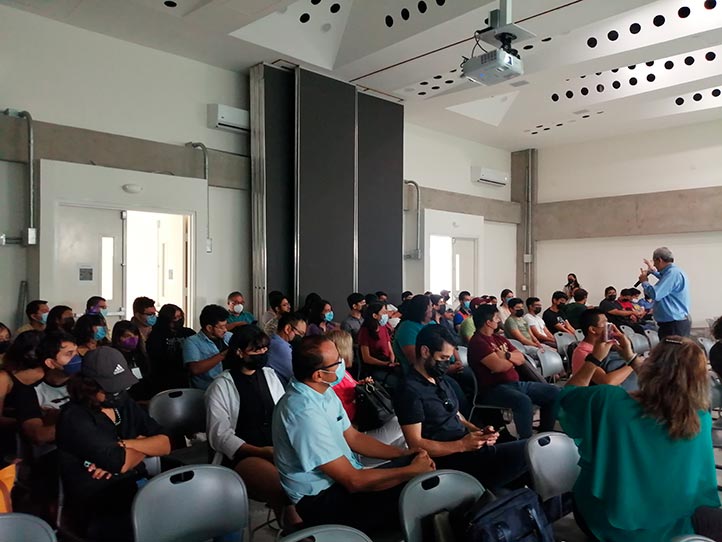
[428,235,478,298]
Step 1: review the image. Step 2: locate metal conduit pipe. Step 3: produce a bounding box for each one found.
[525,149,534,291]
[404,179,422,260]
[187,142,212,253]
[2,108,36,245]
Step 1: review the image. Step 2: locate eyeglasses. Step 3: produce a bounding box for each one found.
[291,326,306,337]
[435,386,455,413]
[319,359,343,371]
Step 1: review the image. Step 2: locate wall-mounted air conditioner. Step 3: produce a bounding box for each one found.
[207,104,250,134]
[471,166,509,187]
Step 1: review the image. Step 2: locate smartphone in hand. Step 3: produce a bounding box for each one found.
[603,322,613,342]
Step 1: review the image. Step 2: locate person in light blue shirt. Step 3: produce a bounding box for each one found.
[272,335,435,535]
[226,291,255,332]
[267,312,307,386]
[639,247,691,338]
[183,304,233,389]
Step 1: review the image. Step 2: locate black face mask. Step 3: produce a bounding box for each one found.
[533,307,542,315]
[243,353,268,371]
[0,341,9,354]
[425,358,450,378]
[62,318,75,332]
[558,302,566,308]
[607,295,616,301]
[514,309,525,318]
[101,390,129,409]
[290,335,303,347]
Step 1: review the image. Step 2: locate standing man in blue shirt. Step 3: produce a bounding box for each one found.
[638,247,691,338]
[273,335,435,534]
[183,304,233,389]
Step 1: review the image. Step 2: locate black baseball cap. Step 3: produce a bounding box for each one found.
[82,346,138,393]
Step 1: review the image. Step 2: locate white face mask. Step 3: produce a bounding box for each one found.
[233,304,244,314]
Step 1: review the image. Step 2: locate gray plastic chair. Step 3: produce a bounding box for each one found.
[132,464,249,542]
[631,333,651,355]
[645,329,659,349]
[525,432,580,502]
[671,536,717,542]
[149,388,209,465]
[554,332,577,359]
[699,337,715,359]
[399,470,485,542]
[619,325,636,339]
[0,513,57,542]
[537,348,564,379]
[457,345,468,366]
[507,338,525,352]
[574,329,585,342]
[280,524,372,542]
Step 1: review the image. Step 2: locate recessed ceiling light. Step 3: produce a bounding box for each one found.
[163,0,177,6]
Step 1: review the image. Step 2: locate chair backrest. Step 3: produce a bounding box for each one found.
[280,524,372,542]
[525,432,580,502]
[645,329,659,349]
[631,333,651,355]
[457,345,468,367]
[149,388,206,436]
[537,348,564,378]
[554,332,577,359]
[699,337,715,358]
[507,338,525,352]
[574,329,585,342]
[0,513,57,542]
[132,464,249,542]
[619,325,636,339]
[710,372,722,410]
[399,470,485,542]
[671,537,717,542]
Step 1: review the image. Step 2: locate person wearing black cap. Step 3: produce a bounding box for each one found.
[56,346,170,541]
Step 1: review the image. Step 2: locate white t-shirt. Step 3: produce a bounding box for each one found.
[523,313,547,334]
[35,382,70,410]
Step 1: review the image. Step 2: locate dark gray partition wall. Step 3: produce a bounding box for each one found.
[357,94,404,300]
[295,69,356,313]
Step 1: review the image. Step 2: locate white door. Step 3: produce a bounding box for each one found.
[55,205,125,323]
[452,237,477,297]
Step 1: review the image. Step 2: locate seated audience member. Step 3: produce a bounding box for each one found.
[638,293,654,315]
[498,289,514,324]
[459,297,486,345]
[453,290,472,331]
[307,299,337,336]
[340,293,366,342]
[267,312,307,386]
[523,297,556,347]
[708,317,722,378]
[429,295,446,325]
[564,288,589,330]
[300,292,321,320]
[559,337,722,542]
[85,296,108,317]
[45,305,75,334]
[599,286,645,334]
[327,330,406,454]
[34,331,80,412]
[364,293,379,307]
[440,307,460,344]
[401,291,414,303]
[261,291,291,336]
[503,298,543,356]
[130,296,157,343]
[0,323,11,364]
[205,325,301,529]
[572,309,640,390]
[16,300,49,335]
[225,291,255,331]
[376,290,401,321]
[111,321,152,401]
[56,348,171,541]
[182,304,232,390]
[358,303,399,388]
[73,313,109,356]
[272,335,435,533]
[563,273,581,298]
[543,291,577,335]
[146,304,195,391]
[468,305,560,439]
[394,325,528,490]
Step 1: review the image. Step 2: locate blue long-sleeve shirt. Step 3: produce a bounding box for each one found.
[641,264,690,323]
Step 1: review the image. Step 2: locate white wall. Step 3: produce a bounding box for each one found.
[535,232,722,328]
[538,119,722,203]
[404,123,511,200]
[0,161,27,329]
[484,221,518,300]
[0,5,246,154]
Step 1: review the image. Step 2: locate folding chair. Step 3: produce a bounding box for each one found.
[645,329,659,350]
[525,432,580,502]
[699,337,715,359]
[149,388,210,465]
[554,332,577,361]
[619,325,636,339]
[537,348,565,380]
[0,513,56,542]
[671,537,717,542]
[280,524,372,542]
[574,329,585,342]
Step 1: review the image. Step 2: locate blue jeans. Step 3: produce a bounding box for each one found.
[479,381,560,438]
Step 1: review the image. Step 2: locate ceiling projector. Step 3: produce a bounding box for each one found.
[462,48,523,86]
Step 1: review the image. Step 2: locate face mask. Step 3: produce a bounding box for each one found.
[0,341,9,354]
[324,311,335,323]
[243,352,268,371]
[568,278,574,284]
[233,304,244,314]
[62,318,75,332]
[100,308,109,318]
[425,357,450,378]
[101,390,129,409]
[558,302,566,308]
[514,309,525,318]
[320,361,345,387]
[145,315,157,327]
[38,312,48,325]
[93,327,107,341]
[379,314,389,326]
[463,300,471,309]
[607,295,616,301]
[63,354,83,376]
[290,335,303,347]
[533,307,542,315]
[119,336,139,350]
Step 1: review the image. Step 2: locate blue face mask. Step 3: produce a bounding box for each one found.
[463,301,471,309]
[93,327,107,341]
[39,312,48,325]
[324,311,335,323]
[321,361,346,387]
[100,308,109,318]
[379,314,389,326]
[145,315,157,327]
[63,354,83,376]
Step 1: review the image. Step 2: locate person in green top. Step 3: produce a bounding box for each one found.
[459,297,485,345]
[558,335,722,542]
[226,291,255,331]
[563,288,589,330]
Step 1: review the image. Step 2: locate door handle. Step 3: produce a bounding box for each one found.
[106,311,126,317]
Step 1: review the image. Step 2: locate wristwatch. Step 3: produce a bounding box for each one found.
[505,351,512,360]
[585,354,603,367]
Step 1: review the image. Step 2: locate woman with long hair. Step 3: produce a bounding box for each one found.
[72,314,109,356]
[306,299,336,336]
[45,305,75,334]
[559,336,721,542]
[563,273,581,297]
[146,304,195,392]
[111,321,152,401]
[358,303,398,387]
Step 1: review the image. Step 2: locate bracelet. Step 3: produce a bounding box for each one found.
[626,354,639,366]
[585,354,603,367]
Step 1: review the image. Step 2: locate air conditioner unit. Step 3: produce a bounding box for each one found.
[207,104,250,133]
[471,166,509,187]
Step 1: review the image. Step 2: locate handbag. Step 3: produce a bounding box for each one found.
[354,381,395,431]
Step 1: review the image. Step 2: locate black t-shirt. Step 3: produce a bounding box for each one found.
[393,369,467,442]
[146,327,195,390]
[542,308,566,333]
[711,342,722,379]
[599,299,630,327]
[230,369,275,448]
[5,374,44,422]
[56,398,166,504]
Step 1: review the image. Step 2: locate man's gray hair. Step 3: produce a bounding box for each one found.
[653,247,674,263]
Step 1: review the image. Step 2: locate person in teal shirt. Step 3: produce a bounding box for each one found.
[558,336,722,542]
[226,291,255,331]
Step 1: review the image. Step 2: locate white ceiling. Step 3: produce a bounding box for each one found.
[4,0,722,150]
